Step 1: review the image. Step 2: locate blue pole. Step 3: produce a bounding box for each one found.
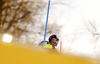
[43,0,50,46]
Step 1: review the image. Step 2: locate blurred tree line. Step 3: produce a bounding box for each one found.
[0,0,45,36]
[0,0,61,44]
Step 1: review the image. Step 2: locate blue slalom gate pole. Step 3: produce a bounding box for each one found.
[43,0,50,46]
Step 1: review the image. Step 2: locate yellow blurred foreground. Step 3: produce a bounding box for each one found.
[0,42,96,64]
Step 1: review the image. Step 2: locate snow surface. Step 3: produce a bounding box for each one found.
[46,0,100,59]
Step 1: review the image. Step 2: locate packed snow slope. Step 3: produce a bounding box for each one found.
[0,42,96,64]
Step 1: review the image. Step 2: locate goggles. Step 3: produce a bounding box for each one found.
[51,38,58,44]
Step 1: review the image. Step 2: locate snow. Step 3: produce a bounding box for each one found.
[47,0,100,59]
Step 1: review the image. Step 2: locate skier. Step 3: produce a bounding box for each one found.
[39,34,59,50]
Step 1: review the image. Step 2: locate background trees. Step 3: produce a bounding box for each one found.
[0,0,61,44]
[0,0,45,35]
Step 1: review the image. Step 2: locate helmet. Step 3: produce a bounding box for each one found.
[48,34,59,46]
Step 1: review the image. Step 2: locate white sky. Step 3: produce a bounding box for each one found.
[45,0,100,59]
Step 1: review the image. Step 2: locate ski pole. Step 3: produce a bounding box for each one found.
[43,0,50,46]
[60,41,62,53]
